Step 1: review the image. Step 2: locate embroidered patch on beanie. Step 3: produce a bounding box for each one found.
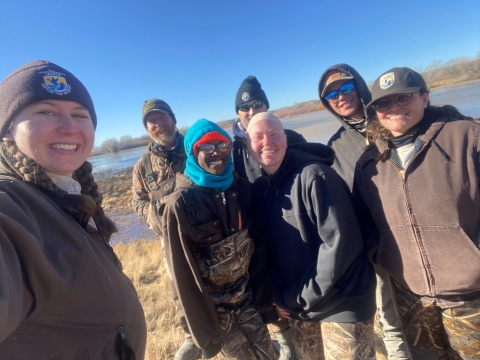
[0,60,97,138]
[39,68,72,95]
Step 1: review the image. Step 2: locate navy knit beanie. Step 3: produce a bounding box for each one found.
[0,60,97,138]
[235,75,270,113]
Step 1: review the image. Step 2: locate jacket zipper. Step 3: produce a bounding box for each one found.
[118,325,127,341]
[214,190,230,236]
[388,147,436,297]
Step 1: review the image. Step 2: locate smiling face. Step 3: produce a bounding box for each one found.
[237,100,268,130]
[145,111,177,148]
[196,140,231,175]
[3,100,95,177]
[246,119,287,175]
[376,92,429,136]
[324,79,364,120]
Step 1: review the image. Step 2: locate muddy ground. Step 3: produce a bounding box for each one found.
[95,167,157,244]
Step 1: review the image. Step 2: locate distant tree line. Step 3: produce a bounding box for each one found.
[415,52,480,88]
[91,135,151,156]
[91,126,193,157]
[92,51,479,155]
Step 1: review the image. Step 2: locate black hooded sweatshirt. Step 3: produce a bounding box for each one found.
[318,64,372,190]
[233,129,306,183]
[252,143,376,323]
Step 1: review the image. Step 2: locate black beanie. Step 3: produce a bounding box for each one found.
[235,75,269,113]
[142,98,177,128]
[0,60,97,138]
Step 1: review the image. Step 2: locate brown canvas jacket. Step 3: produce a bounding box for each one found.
[160,172,272,356]
[355,116,480,299]
[0,172,147,359]
[132,134,186,221]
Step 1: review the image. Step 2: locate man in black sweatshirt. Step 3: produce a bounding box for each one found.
[246,111,377,360]
[231,76,307,359]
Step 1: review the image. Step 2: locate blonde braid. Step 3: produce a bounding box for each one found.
[74,161,102,205]
[74,161,118,237]
[1,141,117,237]
[1,141,59,193]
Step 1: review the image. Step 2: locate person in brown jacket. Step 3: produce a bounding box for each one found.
[354,67,480,360]
[0,60,147,359]
[160,119,276,359]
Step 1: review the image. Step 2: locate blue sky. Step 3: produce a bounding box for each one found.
[1,0,479,145]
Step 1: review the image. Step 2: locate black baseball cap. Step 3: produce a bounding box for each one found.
[366,67,427,109]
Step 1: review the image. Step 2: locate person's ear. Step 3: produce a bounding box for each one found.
[2,127,14,141]
[422,92,430,108]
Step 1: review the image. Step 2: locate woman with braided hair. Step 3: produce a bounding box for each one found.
[0,60,146,359]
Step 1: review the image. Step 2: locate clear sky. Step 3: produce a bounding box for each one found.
[1,0,479,145]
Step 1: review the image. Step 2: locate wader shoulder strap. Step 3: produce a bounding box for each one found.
[142,153,159,191]
[179,190,198,219]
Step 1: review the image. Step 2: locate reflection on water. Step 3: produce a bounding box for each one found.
[89,81,480,173]
[89,146,146,174]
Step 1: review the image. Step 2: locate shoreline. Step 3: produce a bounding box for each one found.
[90,79,480,159]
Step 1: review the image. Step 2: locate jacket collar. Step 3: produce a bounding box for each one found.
[265,143,335,185]
[375,110,447,154]
[148,132,185,157]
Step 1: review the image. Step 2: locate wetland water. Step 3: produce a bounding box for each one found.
[89,81,480,174]
[90,81,480,243]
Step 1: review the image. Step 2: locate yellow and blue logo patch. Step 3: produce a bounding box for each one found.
[40,74,71,95]
[380,72,395,89]
[43,76,70,92]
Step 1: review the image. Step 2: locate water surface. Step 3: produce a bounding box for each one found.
[89,81,480,173]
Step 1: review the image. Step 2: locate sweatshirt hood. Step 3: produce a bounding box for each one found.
[270,142,335,184]
[318,64,372,130]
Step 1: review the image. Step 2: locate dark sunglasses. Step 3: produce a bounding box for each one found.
[373,93,414,112]
[197,142,231,154]
[324,81,355,101]
[237,100,264,112]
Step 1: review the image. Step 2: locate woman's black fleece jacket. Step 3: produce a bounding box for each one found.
[253,143,376,323]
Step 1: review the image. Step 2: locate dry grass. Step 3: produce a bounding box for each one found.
[113,240,228,359]
[114,239,389,360]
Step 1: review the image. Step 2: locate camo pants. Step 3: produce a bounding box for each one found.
[217,306,276,360]
[391,279,480,360]
[276,317,375,360]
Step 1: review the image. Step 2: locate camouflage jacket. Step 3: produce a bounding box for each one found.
[161,173,273,353]
[131,134,186,222]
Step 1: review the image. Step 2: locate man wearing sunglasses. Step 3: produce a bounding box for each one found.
[232,76,307,359]
[319,65,412,360]
[232,75,306,183]
[318,65,372,191]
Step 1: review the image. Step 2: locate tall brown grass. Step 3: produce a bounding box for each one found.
[114,240,229,359]
[113,239,388,360]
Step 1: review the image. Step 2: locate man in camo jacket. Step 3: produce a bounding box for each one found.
[132,98,186,230]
